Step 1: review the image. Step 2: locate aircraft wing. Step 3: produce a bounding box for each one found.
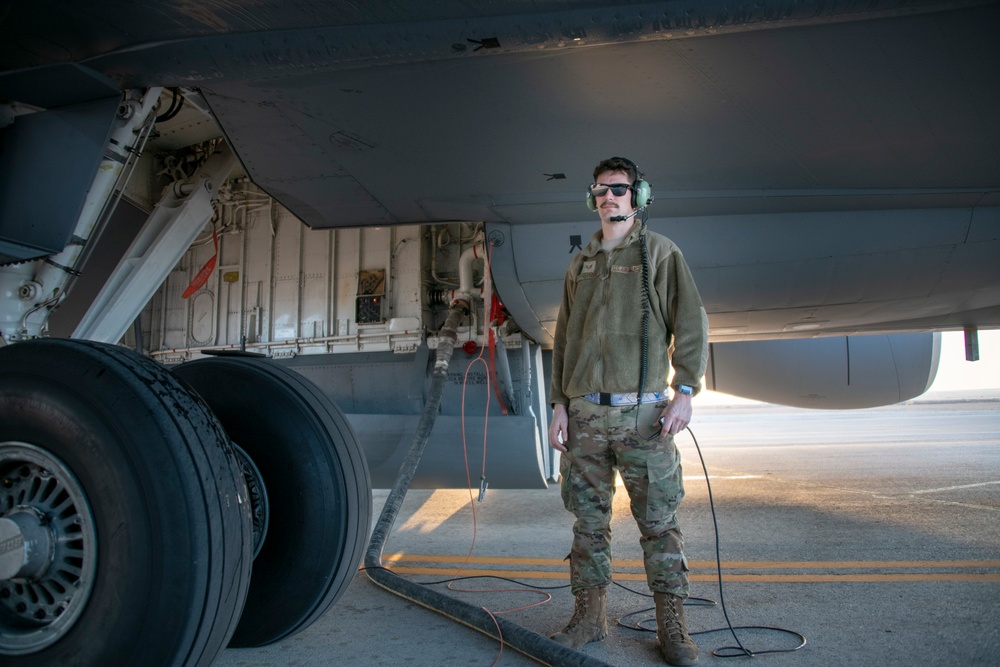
[1,1,999,409]
[2,1,998,343]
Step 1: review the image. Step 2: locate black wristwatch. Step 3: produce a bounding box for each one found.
[674,384,695,396]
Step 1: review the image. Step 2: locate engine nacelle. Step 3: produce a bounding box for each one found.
[706,332,940,409]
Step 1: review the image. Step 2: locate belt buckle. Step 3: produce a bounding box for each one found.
[609,392,632,406]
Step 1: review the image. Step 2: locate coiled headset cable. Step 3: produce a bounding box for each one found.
[633,211,655,437]
[616,426,808,657]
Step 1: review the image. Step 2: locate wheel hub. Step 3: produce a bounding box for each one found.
[231,441,269,559]
[0,442,97,655]
[0,509,55,581]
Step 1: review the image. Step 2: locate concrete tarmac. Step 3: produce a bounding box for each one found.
[215,392,1000,667]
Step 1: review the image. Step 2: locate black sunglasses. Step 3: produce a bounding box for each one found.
[590,183,631,197]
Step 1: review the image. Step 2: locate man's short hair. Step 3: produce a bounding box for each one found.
[593,157,639,184]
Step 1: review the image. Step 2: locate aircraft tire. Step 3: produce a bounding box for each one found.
[172,356,372,647]
[0,339,253,667]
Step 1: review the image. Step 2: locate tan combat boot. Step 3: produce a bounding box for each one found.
[654,592,699,665]
[550,587,608,648]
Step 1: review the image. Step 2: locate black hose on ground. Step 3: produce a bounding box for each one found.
[364,301,612,667]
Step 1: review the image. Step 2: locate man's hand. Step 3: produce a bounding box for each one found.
[549,403,569,452]
[657,393,692,437]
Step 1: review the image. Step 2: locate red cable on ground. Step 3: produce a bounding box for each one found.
[454,345,557,667]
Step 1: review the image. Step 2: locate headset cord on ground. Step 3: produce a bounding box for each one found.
[615,426,807,658]
[388,424,806,659]
[687,425,754,656]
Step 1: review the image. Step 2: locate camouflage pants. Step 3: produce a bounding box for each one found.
[559,396,689,597]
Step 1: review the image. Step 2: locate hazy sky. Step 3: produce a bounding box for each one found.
[929,329,1000,392]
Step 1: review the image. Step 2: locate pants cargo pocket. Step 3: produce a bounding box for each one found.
[559,453,574,512]
[643,441,684,524]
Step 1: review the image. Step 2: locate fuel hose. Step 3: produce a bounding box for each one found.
[364,300,612,667]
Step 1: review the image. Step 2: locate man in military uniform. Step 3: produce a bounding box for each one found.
[548,157,709,665]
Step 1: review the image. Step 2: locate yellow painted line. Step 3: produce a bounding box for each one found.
[383,554,566,566]
[382,554,1000,570]
[389,566,570,579]
[378,555,1000,584]
[674,560,1000,569]
[385,566,1000,584]
[701,574,1000,583]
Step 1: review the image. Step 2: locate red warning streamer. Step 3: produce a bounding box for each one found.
[182,226,218,299]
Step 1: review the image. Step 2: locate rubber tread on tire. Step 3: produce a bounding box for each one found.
[173,356,372,647]
[0,339,253,667]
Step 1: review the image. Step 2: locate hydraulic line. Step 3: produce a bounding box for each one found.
[364,300,612,667]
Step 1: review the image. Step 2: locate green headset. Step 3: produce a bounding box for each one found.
[586,157,652,211]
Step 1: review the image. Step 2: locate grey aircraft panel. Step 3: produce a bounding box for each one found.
[1,1,999,341]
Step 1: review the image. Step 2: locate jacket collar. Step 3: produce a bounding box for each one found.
[581,219,644,258]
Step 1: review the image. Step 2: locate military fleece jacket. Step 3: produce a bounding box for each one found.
[549,221,709,407]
